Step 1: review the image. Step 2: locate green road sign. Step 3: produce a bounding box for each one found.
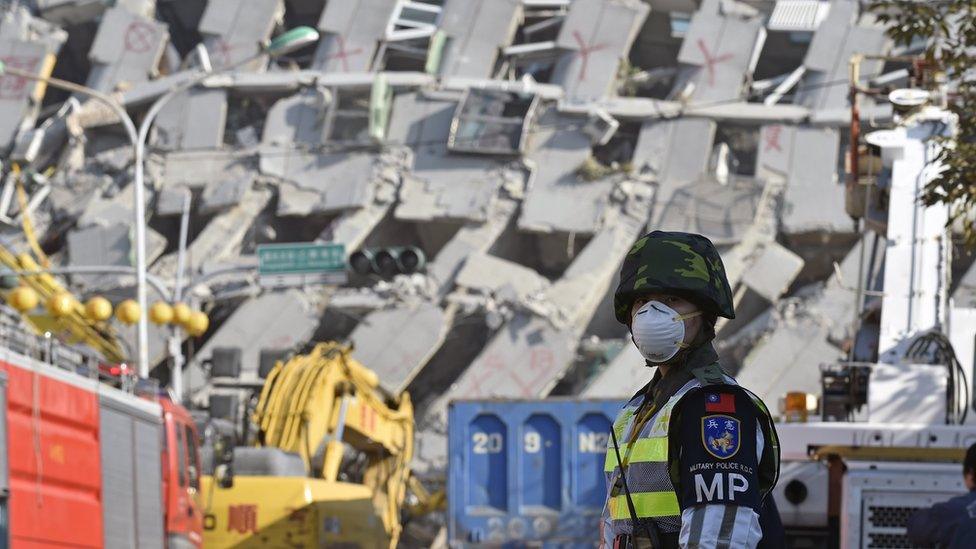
[257,243,347,287]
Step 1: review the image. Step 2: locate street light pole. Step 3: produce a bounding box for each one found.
[0,25,319,382]
[135,26,320,398]
[0,64,149,370]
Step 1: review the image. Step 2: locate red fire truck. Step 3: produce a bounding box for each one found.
[0,322,203,547]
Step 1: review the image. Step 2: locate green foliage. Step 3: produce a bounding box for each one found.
[575,156,632,181]
[870,1,976,244]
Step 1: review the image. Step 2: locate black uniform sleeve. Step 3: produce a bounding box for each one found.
[670,387,762,510]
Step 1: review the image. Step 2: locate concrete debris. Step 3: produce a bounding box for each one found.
[674,0,765,103]
[311,0,395,73]
[581,343,645,398]
[0,25,62,149]
[735,235,874,404]
[153,150,256,189]
[151,186,271,280]
[187,289,320,402]
[67,221,166,290]
[797,1,889,121]
[0,0,904,485]
[518,107,611,234]
[416,180,653,471]
[198,0,283,72]
[86,7,168,92]
[345,194,520,395]
[437,0,519,80]
[200,174,250,214]
[552,0,650,102]
[152,88,228,151]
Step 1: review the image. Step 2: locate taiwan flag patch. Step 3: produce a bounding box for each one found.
[705,392,735,413]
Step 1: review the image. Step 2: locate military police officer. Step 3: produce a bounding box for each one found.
[601,231,781,548]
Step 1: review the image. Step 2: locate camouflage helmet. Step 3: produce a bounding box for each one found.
[613,231,735,324]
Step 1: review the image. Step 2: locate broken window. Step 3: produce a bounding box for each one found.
[751,1,830,101]
[498,1,569,82]
[447,89,539,155]
[325,87,371,144]
[670,12,692,38]
[377,0,444,71]
[622,12,682,99]
[712,124,760,178]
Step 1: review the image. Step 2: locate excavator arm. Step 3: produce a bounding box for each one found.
[250,342,415,546]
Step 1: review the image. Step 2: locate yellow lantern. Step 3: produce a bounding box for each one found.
[172,302,192,326]
[7,286,38,312]
[84,296,113,321]
[116,299,141,325]
[186,311,209,337]
[149,302,174,325]
[47,293,75,317]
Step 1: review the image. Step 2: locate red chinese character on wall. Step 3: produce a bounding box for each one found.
[227,504,258,534]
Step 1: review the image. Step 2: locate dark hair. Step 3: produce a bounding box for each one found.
[966,443,976,477]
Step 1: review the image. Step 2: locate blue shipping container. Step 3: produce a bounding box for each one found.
[448,398,624,547]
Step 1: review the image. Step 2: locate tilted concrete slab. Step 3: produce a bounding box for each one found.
[651,176,765,246]
[198,0,283,72]
[581,343,647,398]
[264,152,377,216]
[761,125,849,234]
[0,39,57,151]
[736,317,839,407]
[152,89,228,151]
[741,241,805,302]
[735,236,870,405]
[342,196,519,395]
[312,0,397,72]
[422,181,653,436]
[437,0,520,79]
[154,185,190,217]
[676,0,765,103]
[551,0,650,102]
[186,290,320,402]
[388,91,518,223]
[349,301,451,395]
[519,108,610,234]
[200,175,251,215]
[66,221,166,290]
[77,182,135,228]
[261,87,328,147]
[154,150,257,190]
[0,6,67,59]
[152,187,271,279]
[455,253,550,303]
[86,7,168,92]
[633,118,716,184]
[34,0,154,25]
[797,1,888,113]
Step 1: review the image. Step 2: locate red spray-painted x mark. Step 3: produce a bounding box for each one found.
[696,39,734,87]
[572,30,608,82]
[763,125,783,152]
[210,39,249,68]
[326,35,364,72]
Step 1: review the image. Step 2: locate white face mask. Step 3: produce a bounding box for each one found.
[631,300,701,363]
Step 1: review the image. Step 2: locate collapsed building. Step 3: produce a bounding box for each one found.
[5,0,968,479]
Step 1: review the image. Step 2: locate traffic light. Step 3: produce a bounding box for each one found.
[349,246,426,278]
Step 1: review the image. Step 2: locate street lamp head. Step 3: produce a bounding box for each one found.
[266,26,320,57]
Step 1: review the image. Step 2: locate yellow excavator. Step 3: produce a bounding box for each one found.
[200,342,437,548]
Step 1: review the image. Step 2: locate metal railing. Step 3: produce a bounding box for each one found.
[0,305,157,396]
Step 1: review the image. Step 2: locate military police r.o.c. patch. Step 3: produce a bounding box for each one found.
[701,414,740,459]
